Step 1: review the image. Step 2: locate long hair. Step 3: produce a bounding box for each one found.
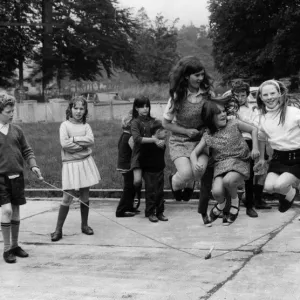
[169,56,213,113]
[256,80,288,125]
[132,96,151,119]
[201,101,224,135]
[66,96,88,124]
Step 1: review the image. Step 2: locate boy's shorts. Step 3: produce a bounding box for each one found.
[0,174,26,206]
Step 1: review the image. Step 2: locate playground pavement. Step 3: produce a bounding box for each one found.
[1,198,300,300]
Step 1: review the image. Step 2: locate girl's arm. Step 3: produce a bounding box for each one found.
[60,123,84,153]
[190,137,207,167]
[237,120,259,160]
[131,119,158,145]
[73,124,94,147]
[162,118,200,138]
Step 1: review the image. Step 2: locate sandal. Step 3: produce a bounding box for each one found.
[226,205,240,224]
[209,203,224,222]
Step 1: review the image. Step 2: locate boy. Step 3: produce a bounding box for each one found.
[231,80,271,216]
[0,93,43,263]
[139,120,168,222]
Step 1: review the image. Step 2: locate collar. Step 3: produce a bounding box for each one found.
[187,88,204,97]
[68,118,83,124]
[266,104,280,112]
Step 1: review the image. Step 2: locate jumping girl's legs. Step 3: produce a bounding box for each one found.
[51,192,73,242]
[133,168,142,209]
[209,176,227,222]
[223,171,245,224]
[80,187,94,235]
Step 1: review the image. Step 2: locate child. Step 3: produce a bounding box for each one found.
[231,80,271,216]
[139,120,168,222]
[130,97,165,206]
[254,79,300,213]
[191,101,259,224]
[0,93,43,263]
[51,96,100,242]
[115,110,137,218]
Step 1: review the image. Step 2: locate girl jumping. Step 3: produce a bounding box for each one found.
[191,101,259,224]
[51,96,101,242]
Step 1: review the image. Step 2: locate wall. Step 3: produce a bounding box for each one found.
[14,100,168,123]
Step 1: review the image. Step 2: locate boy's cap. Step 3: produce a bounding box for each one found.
[0,92,16,111]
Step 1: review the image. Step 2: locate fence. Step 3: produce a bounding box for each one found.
[14,99,168,123]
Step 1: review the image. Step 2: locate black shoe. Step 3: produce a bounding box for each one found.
[148,214,159,222]
[246,207,258,218]
[11,246,29,258]
[278,196,295,213]
[182,182,195,202]
[169,174,182,201]
[116,211,135,218]
[209,203,224,223]
[227,205,240,224]
[222,214,230,226]
[51,230,62,242]
[255,200,272,209]
[3,250,16,263]
[202,214,212,227]
[81,225,94,235]
[157,214,168,221]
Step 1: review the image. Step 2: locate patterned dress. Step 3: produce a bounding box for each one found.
[203,119,250,179]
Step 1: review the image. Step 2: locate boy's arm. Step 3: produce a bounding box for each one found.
[73,124,94,146]
[60,123,84,153]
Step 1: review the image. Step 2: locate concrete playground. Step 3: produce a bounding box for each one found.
[1,199,300,300]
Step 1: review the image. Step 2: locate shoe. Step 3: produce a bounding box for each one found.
[169,174,182,201]
[3,250,16,264]
[182,182,195,202]
[227,205,240,224]
[209,203,224,223]
[255,200,272,209]
[11,246,29,258]
[246,207,258,218]
[148,214,159,222]
[157,214,168,221]
[278,195,295,213]
[81,225,94,235]
[202,214,212,227]
[51,230,62,242]
[222,214,230,226]
[116,211,135,218]
[133,209,140,214]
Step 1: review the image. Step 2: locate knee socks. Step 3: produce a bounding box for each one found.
[80,201,89,227]
[11,220,20,249]
[55,205,69,232]
[1,222,11,252]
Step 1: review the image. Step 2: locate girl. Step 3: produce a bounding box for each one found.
[254,80,300,213]
[51,96,101,242]
[130,97,165,205]
[191,101,259,224]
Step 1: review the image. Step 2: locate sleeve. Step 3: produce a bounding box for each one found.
[163,98,175,121]
[73,124,94,146]
[131,119,142,145]
[17,127,37,168]
[59,122,83,153]
[257,116,268,142]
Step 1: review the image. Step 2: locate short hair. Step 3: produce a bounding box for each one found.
[201,101,223,134]
[150,119,164,136]
[0,93,15,113]
[231,80,250,96]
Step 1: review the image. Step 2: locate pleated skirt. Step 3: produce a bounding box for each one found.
[62,156,101,191]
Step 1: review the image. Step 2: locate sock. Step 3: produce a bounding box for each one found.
[212,199,226,215]
[80,201,89,227]
[254,184,264,204]
[230,196,239,214]
[11,220,20,249]
[285,187,296,202]
[1,222,11,252]
[55,205,69,232]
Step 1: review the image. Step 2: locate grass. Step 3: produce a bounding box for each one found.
[22,120,176,190]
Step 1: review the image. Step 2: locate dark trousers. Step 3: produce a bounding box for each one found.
[116,171,135,216]
[143,170,164,217]
[244,140,255,209]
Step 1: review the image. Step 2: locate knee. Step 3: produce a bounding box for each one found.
[263,181,274,194]
[223,177,240,189]
[62,195,73,206]
[273,181,290,193]
[212,187,224,201]
[2,207,12,219]
[178,168,193,183]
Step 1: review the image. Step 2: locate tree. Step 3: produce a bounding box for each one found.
[133,10,179,83]
[208,0,300,84]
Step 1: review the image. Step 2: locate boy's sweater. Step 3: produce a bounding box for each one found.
[0,124,37,175]
[139,143,166,172]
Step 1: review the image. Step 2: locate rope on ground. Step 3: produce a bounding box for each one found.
[42,180,300,260]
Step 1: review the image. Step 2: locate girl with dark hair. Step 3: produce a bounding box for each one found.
[51,96,101,242]
[254,80,300,213]
[130,97,165,209]
[163,56,214,208]
[191,101,259,225]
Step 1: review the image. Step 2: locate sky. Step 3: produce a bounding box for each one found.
[117,0,210,27]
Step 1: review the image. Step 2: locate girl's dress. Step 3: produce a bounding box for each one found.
[163,90,209,161]
[60,119,101,190]
[130,115,155,170]
[203,119,250,179]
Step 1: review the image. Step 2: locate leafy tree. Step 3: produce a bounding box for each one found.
[209,0,300,84]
